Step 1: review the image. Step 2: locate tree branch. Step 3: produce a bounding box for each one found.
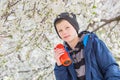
[93,15,120,32]
[8,0,22,8]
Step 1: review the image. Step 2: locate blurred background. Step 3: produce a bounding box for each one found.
[0,0,120,80]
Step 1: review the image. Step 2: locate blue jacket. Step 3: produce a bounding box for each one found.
[54,32,120,80]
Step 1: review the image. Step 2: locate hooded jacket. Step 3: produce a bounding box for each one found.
[54,32,120,80]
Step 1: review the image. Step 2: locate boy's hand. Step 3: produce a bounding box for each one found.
[54,48,64,66]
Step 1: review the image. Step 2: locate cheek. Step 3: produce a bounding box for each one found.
[58,32,62,36]
[58,33,64,39]
[71,31,78,39]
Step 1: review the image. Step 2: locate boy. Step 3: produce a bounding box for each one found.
[53,12,120,80]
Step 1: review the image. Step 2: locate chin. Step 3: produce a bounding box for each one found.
[62,37,72,42]
[64,39,72,43]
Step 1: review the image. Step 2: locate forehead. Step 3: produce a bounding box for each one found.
[56,19,71,25]
[56,19,71,26]
[55,20,73,30]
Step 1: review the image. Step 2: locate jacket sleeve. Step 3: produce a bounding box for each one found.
[93,36,120,80]
[54,63,70,80]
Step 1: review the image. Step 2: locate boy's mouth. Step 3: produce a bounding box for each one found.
[64,35,70,39]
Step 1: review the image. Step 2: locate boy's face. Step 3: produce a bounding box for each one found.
[56,19,78,43]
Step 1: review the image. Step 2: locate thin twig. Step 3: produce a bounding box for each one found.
[92,15,120,32]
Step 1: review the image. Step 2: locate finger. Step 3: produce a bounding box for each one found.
[54,48,64,54]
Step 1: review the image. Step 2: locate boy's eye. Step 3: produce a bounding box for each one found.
[58,29,62,32]
[66,27,70,29]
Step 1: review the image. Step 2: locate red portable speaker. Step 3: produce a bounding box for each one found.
[54,44,72,66]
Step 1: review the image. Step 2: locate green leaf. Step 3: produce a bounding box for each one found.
[92,12,96,15]
[0,54,3,57]
[8,35,13,39]
[92,5,97,9]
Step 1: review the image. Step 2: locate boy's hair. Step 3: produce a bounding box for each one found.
[54,12,79,38]
[55,19,64,25]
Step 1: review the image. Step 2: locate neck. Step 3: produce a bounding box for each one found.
[67,36,79,49]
